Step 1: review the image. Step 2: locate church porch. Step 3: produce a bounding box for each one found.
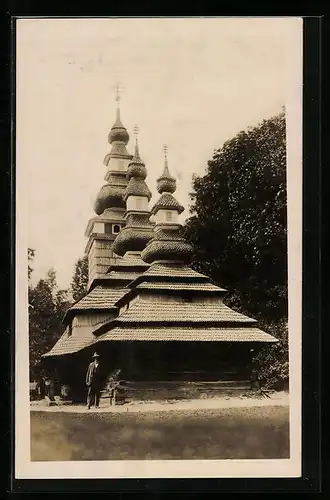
[43,340,261,403]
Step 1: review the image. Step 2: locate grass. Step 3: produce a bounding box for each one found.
[30,406,289,461]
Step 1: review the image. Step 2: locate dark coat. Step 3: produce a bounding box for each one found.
[85,361,102,388]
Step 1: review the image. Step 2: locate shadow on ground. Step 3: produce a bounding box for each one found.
[31,406,290,461]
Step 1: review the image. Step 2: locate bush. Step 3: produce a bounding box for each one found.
[253,319,289,390]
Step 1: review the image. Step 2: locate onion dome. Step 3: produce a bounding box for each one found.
[141,149,193,265]
[112,227,153,256]
[104,88,131,164]
[112,127,154,257]
[151,147,183,214]
[112,212,154,256]
[94,172,127,215]
[108,108,129,145]
[126,162,147,179]
[126,143,147,180]
[94,184,126,215]
[124,136,152,202]
[141,225,193,264]
[156,148,176,194]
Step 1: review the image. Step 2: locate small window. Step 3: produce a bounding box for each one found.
[166,211,173,221]
[113,224,121,234]
[104,223,112,234]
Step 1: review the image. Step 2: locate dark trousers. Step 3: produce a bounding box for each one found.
[87,385,101,408]
[109,388,115,406]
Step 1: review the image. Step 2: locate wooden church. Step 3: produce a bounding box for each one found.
[43,93,277,402]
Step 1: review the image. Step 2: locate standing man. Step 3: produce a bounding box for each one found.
[86,352,103,409]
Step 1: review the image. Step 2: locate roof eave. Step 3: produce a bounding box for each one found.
[129,273,211,288]
[93,319,259,338]
[63,306,118,325]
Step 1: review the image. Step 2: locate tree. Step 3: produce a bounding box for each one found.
[28,248,35,281]
[71,255,88,302]
[185,111,287,322]
[28,251,71,379]
[184,111,288,389]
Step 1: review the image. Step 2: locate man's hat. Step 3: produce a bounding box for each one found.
[92,352,100,359]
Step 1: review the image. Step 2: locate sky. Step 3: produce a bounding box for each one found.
[16,17,301,289]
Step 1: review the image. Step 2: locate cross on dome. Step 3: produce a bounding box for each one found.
[107,82,129,146]
[133,125,141,154]
[163,144,168,159]
[131,125,142,163]
[156,144,176,194]
[115,82,123,105]
[133,124,140,138]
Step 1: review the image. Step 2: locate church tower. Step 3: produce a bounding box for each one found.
[85,87,133,289]
[141,145,193,264]
[112,127,154,260]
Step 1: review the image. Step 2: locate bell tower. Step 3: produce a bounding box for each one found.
[85,85,133,289]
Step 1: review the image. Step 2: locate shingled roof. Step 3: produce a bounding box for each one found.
[88,255,279,346]
[135,281,226,293]
[107,257,149,270]
[120,299,254,324]
[93,296,257,336]
[151,192,184,215]
[100,271,142,282]
[44,257,150,357]
[95,326,278,343]
[63,286,128,324]
[43,329,97,357]
[130,263,211,286]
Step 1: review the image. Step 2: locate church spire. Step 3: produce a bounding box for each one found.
[107,83,130,147]
[141,149,193,265]
[85,85,133,288]
[151,147,184,217]
[94,87,133,216]
[131,125,143,164]
[115,82,121,118]
[124,126,152,202]
[112,126,153,258]
[156,145,177,194]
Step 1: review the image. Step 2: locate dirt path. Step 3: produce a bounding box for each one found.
[30,391,289,413]
[31,405,290,460]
